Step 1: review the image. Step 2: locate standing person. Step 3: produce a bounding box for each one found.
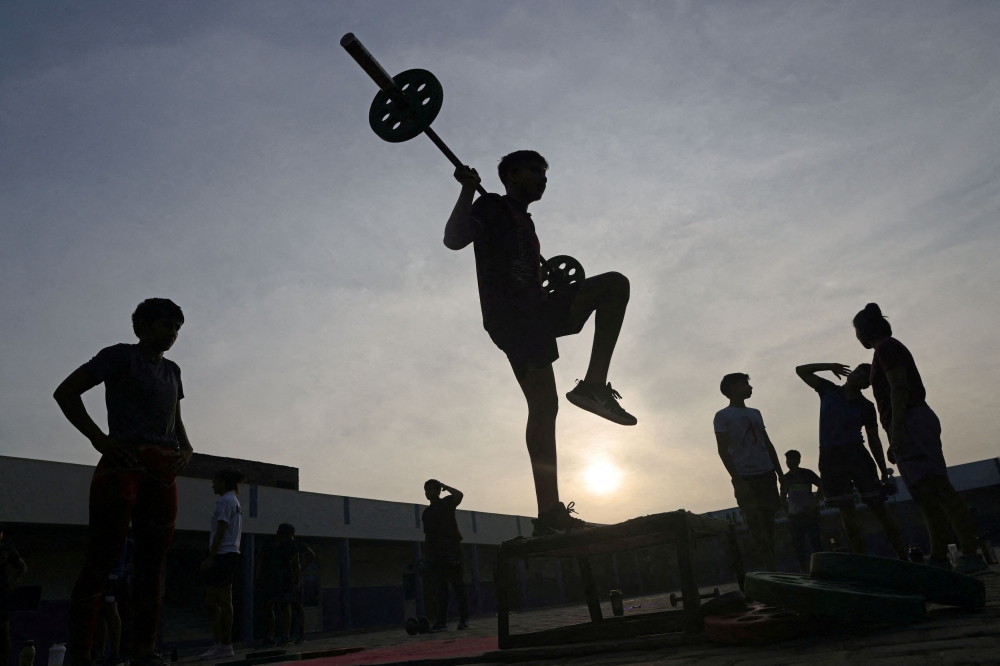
[443,154,636,536]
[781,451,825,572]
[853,303,988,574]
[255,524,300,648]
[795,362,907,559]
[92,534,134,666]
[0,525,28,666]
[713,373,785,572]
[422,480,469,633]
[198,468,245,660]
[55,298,192,666]
[288,530,315,645]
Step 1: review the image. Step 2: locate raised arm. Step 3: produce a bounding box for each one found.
[53,367,137,467]
[443,166,482,250]
[795,363,850,389]
[441,483,464,505]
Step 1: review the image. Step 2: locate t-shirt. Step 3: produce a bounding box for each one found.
[210,491,242,555]
[422,495,463,555]
[814,378,878,449]
[784,467,823,516]
[82,343,184,448]
[870,337,927,431]
[469,193,546,326]
[0,544,24,599]
[713,407,774,477]
[259,539,299,588]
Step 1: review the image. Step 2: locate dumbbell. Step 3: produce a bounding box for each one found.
[670,587,720,607]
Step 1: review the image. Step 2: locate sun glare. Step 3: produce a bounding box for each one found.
[583,457,623,495]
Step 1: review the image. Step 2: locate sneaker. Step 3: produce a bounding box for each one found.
[198,645,220,661]
[292,635,306,645]
[133,655,171,666]
[275,635,290,647]
[457,619,470,630]
[927,557,953,571]
[531,501,588,537]
[954,553,991,575]
[428,621,448,633]
[566,381,637,426]
[198,644,234,661]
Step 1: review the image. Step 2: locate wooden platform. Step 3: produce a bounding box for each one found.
[495,510,745,649]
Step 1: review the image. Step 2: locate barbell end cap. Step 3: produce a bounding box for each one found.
[340,33,356,48]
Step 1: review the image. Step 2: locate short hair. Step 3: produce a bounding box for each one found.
[852,303,892,344]
[277,523,295,537]
[213,467,246,492]
[132,298,184,336]
[498,150,548,186]
[853,363,872,389]
[719,373,749,397]
[424,478,442,491]
[785,450,801,460]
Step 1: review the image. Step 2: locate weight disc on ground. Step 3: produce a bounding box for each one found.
[744,572,925,625]
[404,617,419,636]
[417,616,430,634]
[704,603,809,646]
[369,69,444,143]
[810,552,985,609]
[541,255,585,294]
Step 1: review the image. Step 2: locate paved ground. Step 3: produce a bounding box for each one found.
[183,566,1000,665]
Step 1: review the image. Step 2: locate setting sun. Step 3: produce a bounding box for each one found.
[582,457,623,495]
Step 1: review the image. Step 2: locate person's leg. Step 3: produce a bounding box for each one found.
[277,602,291,642]
[512,362,560,515]
[806,517,824,556]
[292,602,306,641]
[907,478,952,561]
[869,503,907,559]
[788,518,810,573]
[263,600,276,641]
[93,615,108,662]
[929,477,980,555]
[741,508,777,572]
[836,503,866,554]
[70,466,138,664]
[1,620,9,666]
[129,472,178,660]
[107,601,122,661]
[204,586,221,645]
[433,565,450,626]
[450,562,469,623]
[565,272,630,386]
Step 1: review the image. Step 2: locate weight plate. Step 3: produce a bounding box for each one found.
[541,255,585,294]
[417,616,430,634]
[404,617,419,636]
[704,603,808,645]
[810,552,985,609]
[369,69,444,143]
[744,572,925,624]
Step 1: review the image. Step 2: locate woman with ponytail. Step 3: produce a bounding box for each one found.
[853,303,987,574]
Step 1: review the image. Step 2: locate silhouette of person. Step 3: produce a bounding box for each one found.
[55,298,192,666]
[443,152,634,535]
[853,303,987,574]
[795,362,907,560]
[422,480,469,632]
[198,468,245,661]
[713,373,784,571]
[781,450,825,573]
[0,525,28,666]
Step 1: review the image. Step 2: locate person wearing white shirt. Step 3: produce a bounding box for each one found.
[198,468,245,661]
[713,373,785,572]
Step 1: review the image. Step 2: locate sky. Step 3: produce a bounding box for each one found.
[2,1,998,524]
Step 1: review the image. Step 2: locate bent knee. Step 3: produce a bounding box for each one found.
[600,271,630,298]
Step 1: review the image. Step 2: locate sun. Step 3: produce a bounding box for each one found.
[583,457,623,495]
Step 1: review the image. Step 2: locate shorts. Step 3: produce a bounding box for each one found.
[204,553,240,587]
[485,286,587,369]
[102,575,124,603]
[891,403,948,489]
[733,470,781,514]
[819,442,885,508]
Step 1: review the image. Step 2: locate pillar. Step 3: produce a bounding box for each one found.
[469,544,483,615]
[241,533,255,641]
[412,541,425,618]
[339,538,351,629]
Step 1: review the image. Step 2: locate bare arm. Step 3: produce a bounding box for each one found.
[441,484,464,505]
[715,433,747,486]
[865,424,889,476]
[762,431,784,485]
[795,363,850,389]
[53,367,137,467]
[291,550,302,589]
[167,401,194,474]
[299,545,316,572]
[443,166,482,250]
[885,367,911,454]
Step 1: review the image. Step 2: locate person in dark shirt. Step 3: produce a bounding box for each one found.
[853,303,987,574]
[255,524,301,647]
[796,361,906,559]
[288,532,315,645]
[781,451,824,572]
[54,298,193,666]
[422,480,469,632]
[0,525,28,666]
[443,153,635,535]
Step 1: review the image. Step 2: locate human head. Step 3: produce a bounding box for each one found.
[132,298,184,352]
[212,467,246,495]
[845,363,872,390]
[720,373,752,400]
[277,523,295,540]
[424,479,442,501]
[785,450,801,470]
[498,150,548,202]
[853,303,892,349]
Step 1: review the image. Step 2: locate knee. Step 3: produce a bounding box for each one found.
[604,271,630,299]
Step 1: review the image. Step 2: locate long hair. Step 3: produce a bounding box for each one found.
[853,303,892,344]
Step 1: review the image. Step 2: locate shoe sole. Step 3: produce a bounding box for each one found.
[565,392,637,426]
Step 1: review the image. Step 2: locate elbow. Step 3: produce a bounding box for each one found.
[794,366,808,377]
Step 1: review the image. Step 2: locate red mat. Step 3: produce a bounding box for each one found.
[303,636,497,666]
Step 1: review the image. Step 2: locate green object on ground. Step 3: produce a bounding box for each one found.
[745,572,925,624]
[810,551,986,608]
[368,69,444,143]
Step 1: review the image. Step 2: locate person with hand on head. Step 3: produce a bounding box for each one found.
[55,298,192,666]
[255,523,301,648]
[795,361,907,559]
[443,153,635,536]
[0,524,28,666]
[781,450,825,572]
[714,373,784,572]
[422,480,469,633]
[853,303,987,574]
[199,468,245,660]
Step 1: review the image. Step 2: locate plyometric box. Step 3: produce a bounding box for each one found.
[495,510,745,649]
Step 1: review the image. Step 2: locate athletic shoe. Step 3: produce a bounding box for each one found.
[457,619,470,630]
[954,554,991,575]
[276,635,290,647]
[531,501,589,537]
[927,557,953,571]
[198,644,234,661]
[292,635,306,645]
[566,381,637,426]
[133,655,171,666]
[428,622,448,633]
